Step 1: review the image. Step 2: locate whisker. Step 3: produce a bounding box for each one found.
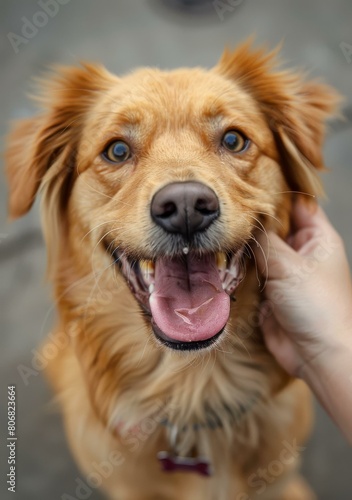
[81,220,121,243]
[136,335,153,367]
[79,178,116,201]
[270,190,316,198]
[229,334,252,360]
[248,235,268,291]
[247,214,269,240]
[89,227,123,298]
[254,210,284,229]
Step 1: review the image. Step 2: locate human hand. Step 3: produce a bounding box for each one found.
[254,202,352,378]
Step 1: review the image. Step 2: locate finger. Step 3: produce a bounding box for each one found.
[254,230,299,279]
[260,307,284,352]
[260,307,297,372]
[288,202,342,255]
[291,201,331,232]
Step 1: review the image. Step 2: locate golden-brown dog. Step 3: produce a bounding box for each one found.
[6,42,339,499]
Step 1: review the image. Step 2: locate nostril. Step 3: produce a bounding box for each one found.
[197,207,216,216]
[195,198,207,211]
[195,199,212,215]
[158,202,177,219]
[195,197,219,216]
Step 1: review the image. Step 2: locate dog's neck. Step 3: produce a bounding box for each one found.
[161,391,262,431]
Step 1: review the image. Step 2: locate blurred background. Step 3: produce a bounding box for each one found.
[1,0,352,498]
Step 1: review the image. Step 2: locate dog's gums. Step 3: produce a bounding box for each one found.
[110,247,244,349]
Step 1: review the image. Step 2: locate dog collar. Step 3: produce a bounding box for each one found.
[158,392,261,477]
[157,451,213,477]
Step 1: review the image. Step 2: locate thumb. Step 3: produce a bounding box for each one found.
[260,303,283,354]
[260,303,300,376]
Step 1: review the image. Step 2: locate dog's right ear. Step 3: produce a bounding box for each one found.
[5,64,114,219]
[6,115,48,219]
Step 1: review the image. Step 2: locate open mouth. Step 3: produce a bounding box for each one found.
[110,248,244,350]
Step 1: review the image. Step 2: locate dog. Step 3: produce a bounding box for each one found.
[6,42,339,499]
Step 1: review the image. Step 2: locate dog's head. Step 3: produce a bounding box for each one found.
[6,43,338,353]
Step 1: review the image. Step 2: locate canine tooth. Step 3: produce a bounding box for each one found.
[216,252,227,270]
[140,260,155,275]
[149,283,155,294]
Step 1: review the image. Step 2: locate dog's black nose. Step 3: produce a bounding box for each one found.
[151,182,219,238]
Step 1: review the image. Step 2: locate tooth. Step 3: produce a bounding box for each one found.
[149,283,155,294]
[139,260,148,272]
[140,260,155,276]
[216,252,227,271]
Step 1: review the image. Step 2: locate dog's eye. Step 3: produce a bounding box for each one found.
[222,130,248,153]
[103,141,131,163]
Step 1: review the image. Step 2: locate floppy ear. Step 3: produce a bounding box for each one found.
[216,42,341,197]
[5,63,114,219]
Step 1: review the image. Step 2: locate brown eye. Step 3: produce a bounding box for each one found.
[103,140,131,163]
[222,130,249,153]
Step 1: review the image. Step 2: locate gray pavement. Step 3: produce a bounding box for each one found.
[0,1,352,498]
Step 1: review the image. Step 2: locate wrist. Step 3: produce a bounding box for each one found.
[298,333,352,443]
[299,333,352,384]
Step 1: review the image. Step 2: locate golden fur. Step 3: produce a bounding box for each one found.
[6,42,339,499]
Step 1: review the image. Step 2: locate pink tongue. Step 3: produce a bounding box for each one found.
[149,254,230,342]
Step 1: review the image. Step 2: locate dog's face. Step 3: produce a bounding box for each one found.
[71,66,282,351]
[6,43,338,354]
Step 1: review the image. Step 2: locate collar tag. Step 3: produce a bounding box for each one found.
[157,451,212,477]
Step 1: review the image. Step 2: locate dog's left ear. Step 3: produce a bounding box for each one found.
[216,42,341,197]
